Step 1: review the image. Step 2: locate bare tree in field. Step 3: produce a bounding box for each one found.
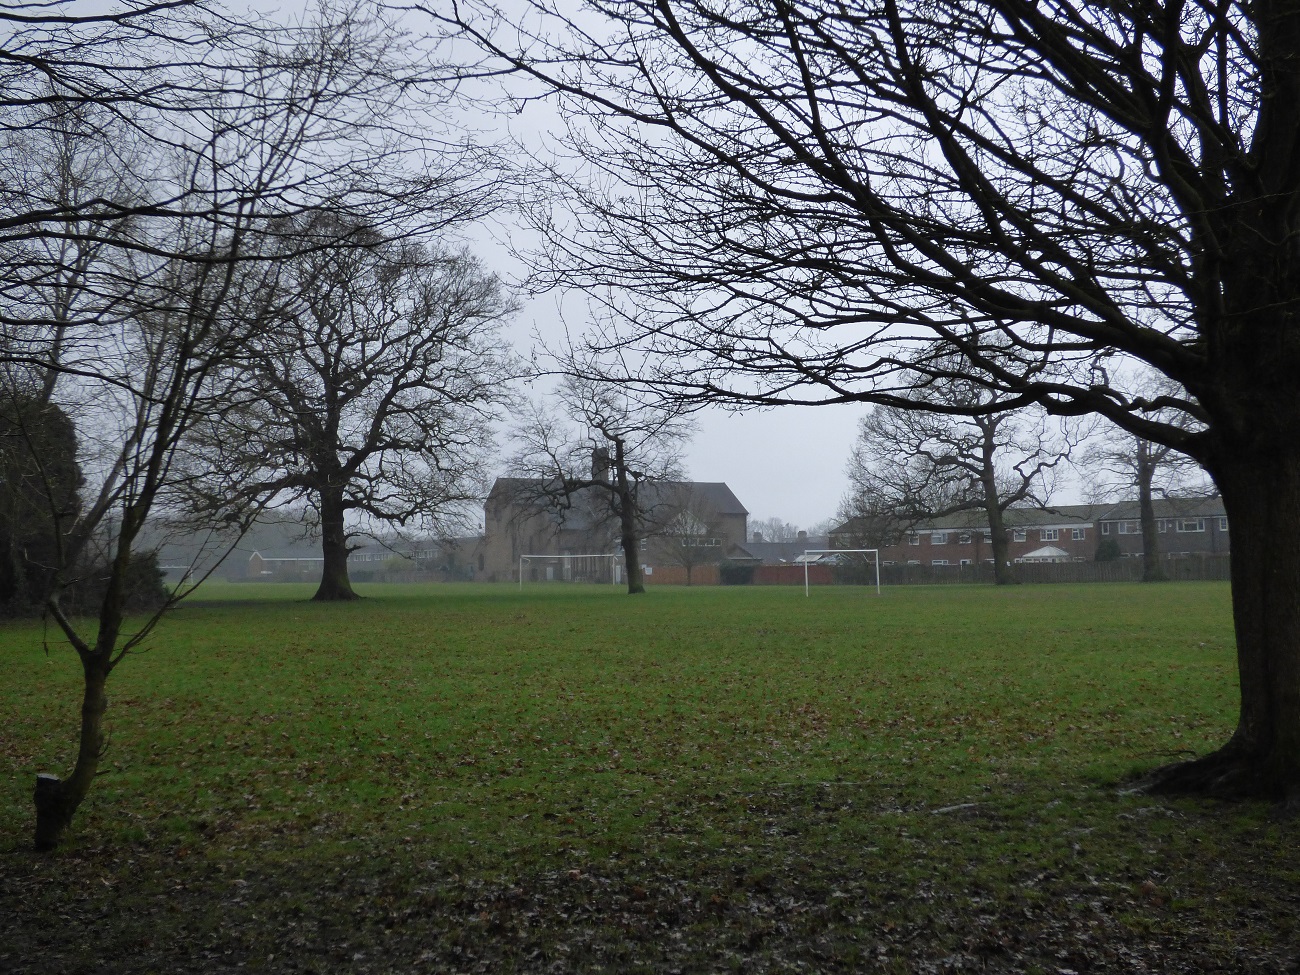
[192,213,518,602]
[511,377,694,594]
[1082,377,1212,581]
[846,382,1074,585]
[2,1,507,850]
[440,1,1300,801]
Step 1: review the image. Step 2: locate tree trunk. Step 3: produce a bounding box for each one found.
[984,500,1016,586]
[1137,442,1166,582]
[978,440,1017,586]
[34,652,110,850]
[313,487,357,601]
[611,440,645,594]
[1145,450,1300,802]
[618,503,645,594]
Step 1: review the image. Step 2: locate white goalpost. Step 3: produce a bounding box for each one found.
[801,549,881,596]
[518,553,624,588]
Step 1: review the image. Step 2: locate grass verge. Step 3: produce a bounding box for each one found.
[1,581,1294,972]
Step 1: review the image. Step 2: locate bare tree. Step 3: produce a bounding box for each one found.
[749,516,801,544]
[438,1,1300,801]
[510,377,694,594]
[190,213,517,601]
[1084,428,1213,582]
[846,385,1075,585]
[657,488,718,585]
[5,1,506,850]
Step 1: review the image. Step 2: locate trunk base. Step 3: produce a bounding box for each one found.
[312,586,360,602]
[33,773,74,852]
[1136,742,1289,805]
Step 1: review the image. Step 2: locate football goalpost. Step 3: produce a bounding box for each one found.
[801,549,881,596]
[518,553,624,588]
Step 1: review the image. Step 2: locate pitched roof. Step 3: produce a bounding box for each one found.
[831,498,1227,536]
[1019,545,1071,561]
[1095,496,1225,521]
[487,477,747,518]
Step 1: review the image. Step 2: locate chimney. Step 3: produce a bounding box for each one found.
[797,530,808,540]
[753,531,764,543]
[591,447,611,482]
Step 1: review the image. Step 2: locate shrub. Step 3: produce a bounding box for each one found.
[1095,537,1122,562]
[718,560,755,585]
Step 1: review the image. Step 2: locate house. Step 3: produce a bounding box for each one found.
[482,476,750,582]
[1094,496,1229,559]
[830,504,1099,567]
[744,531,831,564]
[245,549,325,581]
[829,496,1229,567]
[346,536,485,582]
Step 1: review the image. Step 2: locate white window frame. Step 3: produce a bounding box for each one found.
[1177,518,1206,533]
[931,531,948,545]
[1040,528,1060,542]
[1071,527,1085,540]
[1012,529,1027,542]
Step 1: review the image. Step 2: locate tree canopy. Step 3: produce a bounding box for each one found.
[441,0,1300,801]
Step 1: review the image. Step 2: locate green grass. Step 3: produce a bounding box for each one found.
[1,581,1293,973]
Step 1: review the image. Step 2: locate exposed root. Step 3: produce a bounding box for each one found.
[1132,748,1274,802]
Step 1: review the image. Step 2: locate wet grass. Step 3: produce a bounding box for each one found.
[1,581,1294,973]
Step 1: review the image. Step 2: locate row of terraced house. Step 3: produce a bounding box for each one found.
[829,497,1230,567]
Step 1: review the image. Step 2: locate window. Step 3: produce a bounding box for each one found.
[1158,519,1168,533]
[1012,529,1027,542]
[1071,528,1086,541]
[1118,520,1140,534]
[1177,518,1205,533]
[959,559,972,566]
[959,532,972,545]
[931,531,948,544]
[982,530,992,542]
[1218,517,1229,532]
[1101,522,1110,535]
[1040,528,1060,542]
[907,559,921,565]
[908,534,921,546]
[931,559,949,566]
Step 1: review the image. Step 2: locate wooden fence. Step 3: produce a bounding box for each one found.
[646,555,1232,587]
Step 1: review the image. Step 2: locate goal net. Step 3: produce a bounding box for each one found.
[800,549,881,595]
[518,553,625,587]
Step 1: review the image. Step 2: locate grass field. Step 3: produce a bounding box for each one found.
[1,581,1296,973]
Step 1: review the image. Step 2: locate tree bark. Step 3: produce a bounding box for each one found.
[34,637,113,850]
[313,486,357,601]
[33,608,115,852]
[612,442,645,594]
[1146,449,1300,802]
[1137,442,1166,582]
[980,451,1016,585]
